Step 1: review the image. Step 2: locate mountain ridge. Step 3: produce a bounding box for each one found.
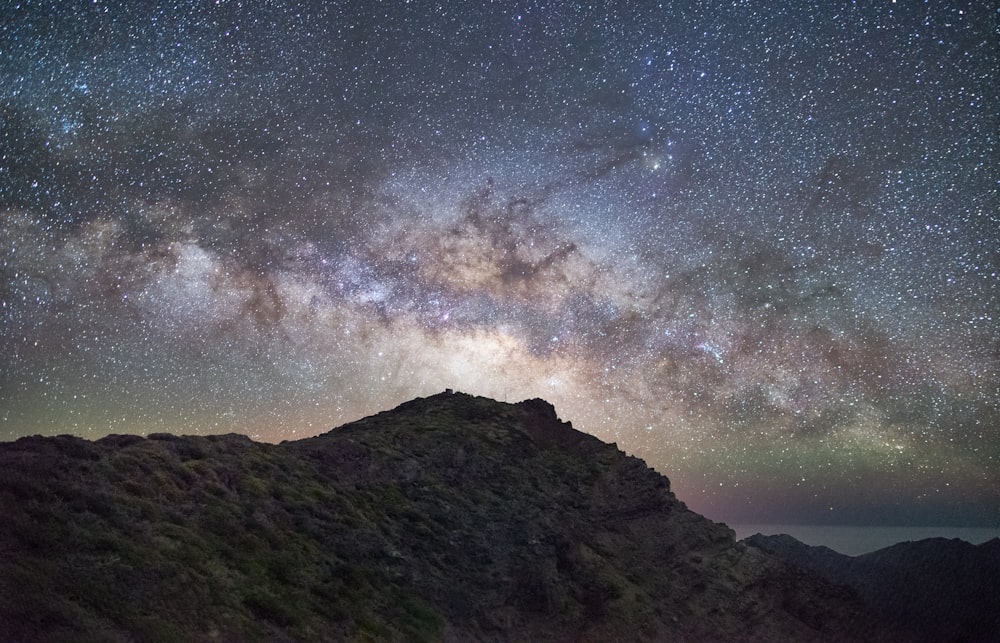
[744,532,1000,642]
[2,391,897,641]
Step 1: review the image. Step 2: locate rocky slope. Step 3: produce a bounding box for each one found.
[1,391,895,641]
[745,533,1000,642]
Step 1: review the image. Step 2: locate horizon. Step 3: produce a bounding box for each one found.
[729,524,1000,557]
[2,389,997,540]
[2,1,997,528]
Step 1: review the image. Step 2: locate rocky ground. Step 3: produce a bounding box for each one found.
[1,391,897,641]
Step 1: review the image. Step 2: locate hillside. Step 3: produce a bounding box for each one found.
[0,391,894,641]
[745,533,1000,642]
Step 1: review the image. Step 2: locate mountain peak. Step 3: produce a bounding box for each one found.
[324,390,619,463]
[1,393,896,641]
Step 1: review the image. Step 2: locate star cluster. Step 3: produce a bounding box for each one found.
[1,0,997,526]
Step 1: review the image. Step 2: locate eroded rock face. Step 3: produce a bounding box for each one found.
[1,391,895,641]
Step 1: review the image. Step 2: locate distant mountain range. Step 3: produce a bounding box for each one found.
[744,532,1000,642]
[0,390,982,641]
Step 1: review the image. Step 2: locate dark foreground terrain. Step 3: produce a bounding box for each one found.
[2,391,900,641]
[745,533,1000,642]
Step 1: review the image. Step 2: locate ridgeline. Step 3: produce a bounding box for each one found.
[1,391,895,641]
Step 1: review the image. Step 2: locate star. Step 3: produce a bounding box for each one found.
[0,0,996,529]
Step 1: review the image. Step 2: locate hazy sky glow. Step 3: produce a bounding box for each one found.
[1,0,997,526]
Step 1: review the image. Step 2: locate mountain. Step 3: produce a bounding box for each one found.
[744,533,1000,642]
[1,391,896,641]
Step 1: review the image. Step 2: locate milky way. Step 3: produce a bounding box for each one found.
[1,1,997,526]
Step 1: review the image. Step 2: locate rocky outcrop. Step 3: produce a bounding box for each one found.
[1,391,895,641]
[745,533,1000,642]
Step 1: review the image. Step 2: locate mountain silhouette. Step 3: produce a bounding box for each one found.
[745,533,1000,642]
[1,391,898,641]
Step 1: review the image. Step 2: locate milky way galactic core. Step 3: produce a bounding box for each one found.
[1,1,996,526]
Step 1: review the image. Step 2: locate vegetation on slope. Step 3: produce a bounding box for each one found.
[1,392,890,641]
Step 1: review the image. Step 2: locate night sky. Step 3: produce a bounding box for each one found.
[1,1,997,527]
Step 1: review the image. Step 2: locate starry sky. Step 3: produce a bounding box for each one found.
[1,0,997,527]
